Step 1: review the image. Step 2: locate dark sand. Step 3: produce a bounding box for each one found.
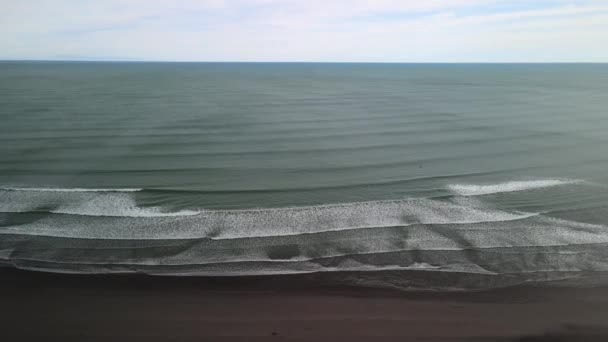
[2,269,608,341]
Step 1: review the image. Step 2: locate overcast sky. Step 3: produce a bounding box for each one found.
[1,0,607,62]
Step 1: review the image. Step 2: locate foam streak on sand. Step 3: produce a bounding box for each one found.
[447,179,580,196]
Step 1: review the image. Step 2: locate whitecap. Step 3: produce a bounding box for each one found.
[0,187,142,193]
[447,179,581,196]
[0,187,196,217]
[0,197,537,239]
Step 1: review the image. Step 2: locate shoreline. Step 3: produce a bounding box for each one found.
[3,268,608,341]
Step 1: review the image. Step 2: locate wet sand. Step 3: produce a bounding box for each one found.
[2,269,608,341]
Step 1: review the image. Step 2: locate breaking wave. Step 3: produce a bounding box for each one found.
[1,187,537,239]
[2,179,608,289]
[0,187,197,217]
[0,187,142,193]
[447,179,581,196]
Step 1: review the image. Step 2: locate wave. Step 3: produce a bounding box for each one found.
[5,258,491,277]
[2,183,608,289]
[0,178,585,219]
[447,179,581,196]
[0,188,197,217]
[6,240,608,280]
[0,196,538,239]
[0,187,142,193]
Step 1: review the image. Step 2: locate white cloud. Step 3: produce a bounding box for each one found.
[1,0,607,61]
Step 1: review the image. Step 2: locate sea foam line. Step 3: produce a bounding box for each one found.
[447,179,581,196]
[0,187,142,193]
[0,188,196,217]
[0,197,541,239]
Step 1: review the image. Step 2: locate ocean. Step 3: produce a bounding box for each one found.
[1,62,608,290]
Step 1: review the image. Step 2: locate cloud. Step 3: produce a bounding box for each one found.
[1,0,607,61]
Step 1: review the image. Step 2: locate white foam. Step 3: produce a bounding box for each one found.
[0,188,197,217]
[0,187,142,193]
[447,179,580,196]
[0,196,537,240]
[3,197,608,281]
[196,198,537,239]
[51,205,200,218]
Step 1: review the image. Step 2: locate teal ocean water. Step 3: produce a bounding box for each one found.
[1,62,608,289]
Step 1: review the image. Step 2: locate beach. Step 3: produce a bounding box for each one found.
[3,0,608,339]
[2,269,608,341]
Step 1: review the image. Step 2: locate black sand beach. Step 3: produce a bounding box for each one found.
[2,269,608,341]
[3,2,608,339]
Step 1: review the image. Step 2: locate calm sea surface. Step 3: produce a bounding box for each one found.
[1,62,607,288]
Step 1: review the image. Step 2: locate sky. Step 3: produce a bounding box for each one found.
[1,0,608,62]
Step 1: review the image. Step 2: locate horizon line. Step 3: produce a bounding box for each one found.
[1,59,607,64]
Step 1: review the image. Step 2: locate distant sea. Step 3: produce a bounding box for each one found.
[1,62,608,289]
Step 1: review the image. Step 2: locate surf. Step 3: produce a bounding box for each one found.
[0,187,142,192]
[0,187,198,217]
[1,181,608,289]
[447,179,581,196]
